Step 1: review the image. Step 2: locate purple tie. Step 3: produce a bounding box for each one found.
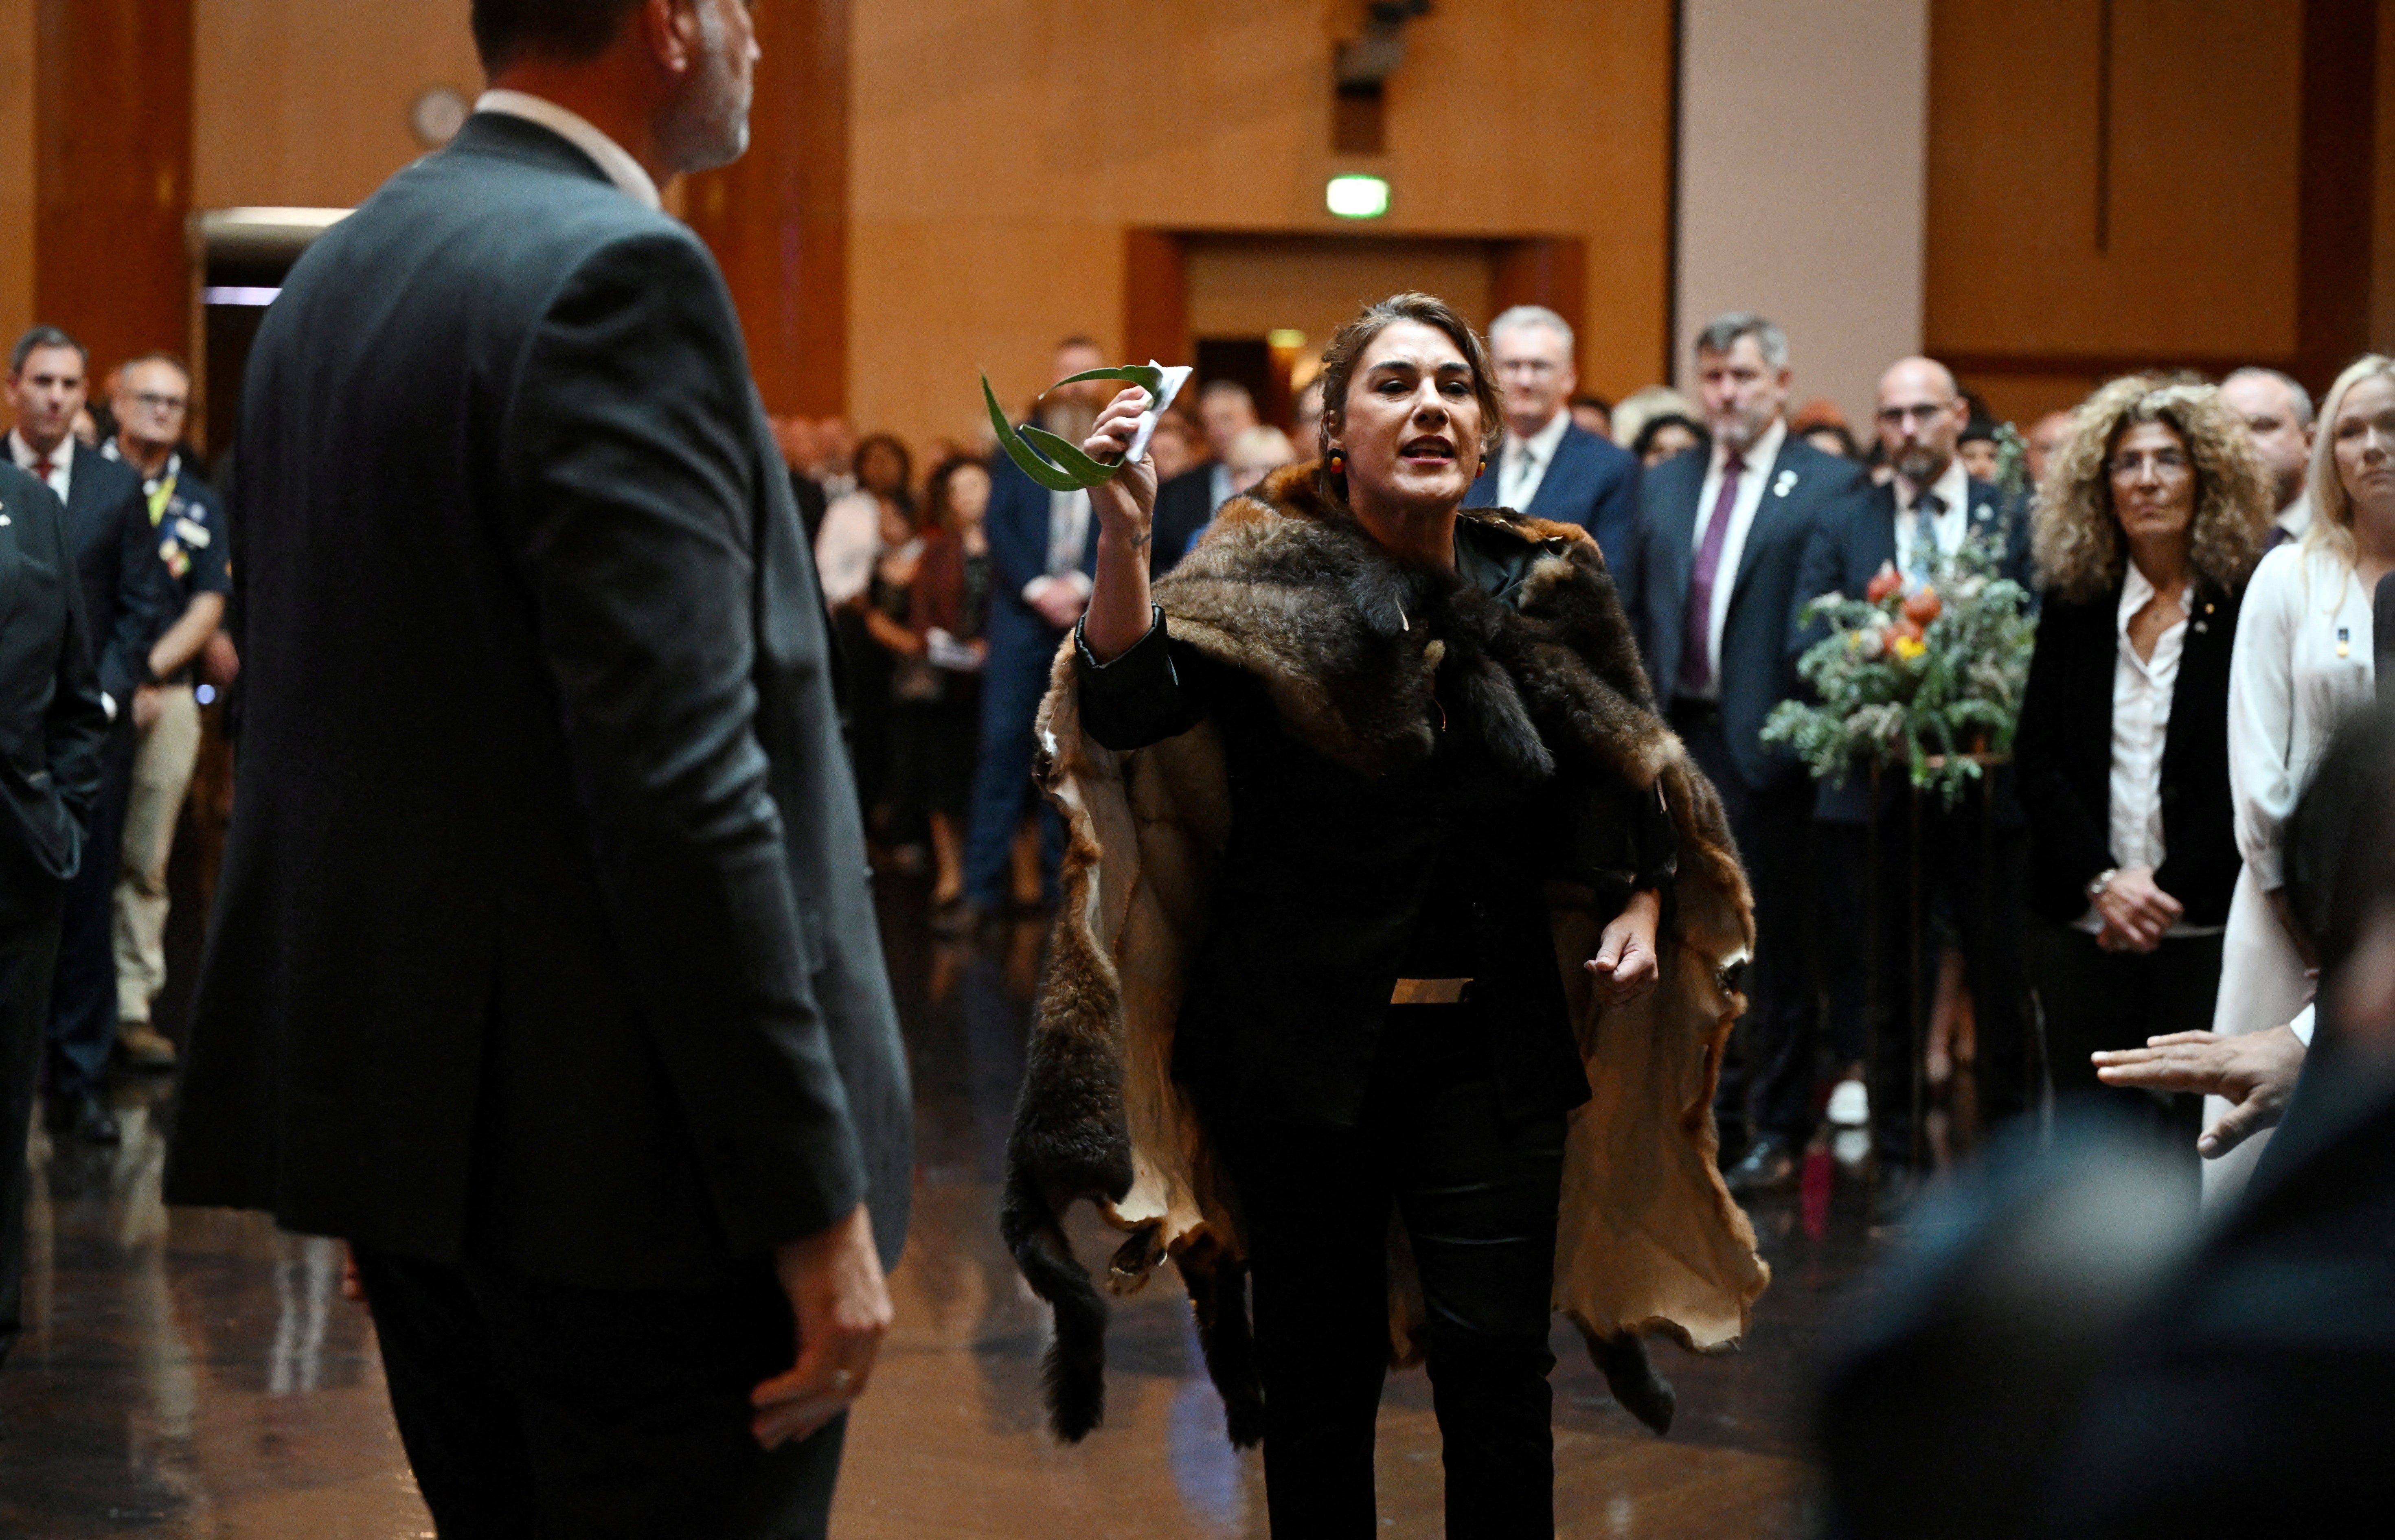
[1678,453,1745,694]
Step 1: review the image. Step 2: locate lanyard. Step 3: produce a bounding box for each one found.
[146,471,178,526]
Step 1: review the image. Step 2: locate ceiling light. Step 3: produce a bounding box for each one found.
[1325,175,1390,219]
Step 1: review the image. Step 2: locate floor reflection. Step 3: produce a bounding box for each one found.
[0,875,1877,1537]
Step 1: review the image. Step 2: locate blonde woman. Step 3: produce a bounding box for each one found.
[2211,355,2395,1203]
[2013,378,2271,1180]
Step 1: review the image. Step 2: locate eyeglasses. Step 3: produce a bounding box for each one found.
[130,392,188,414]
[1875,402,1952,427]
[1498,359,1560,376]
[2108,449,2190,478]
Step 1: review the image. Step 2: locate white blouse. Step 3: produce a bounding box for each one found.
[2226,543,2378,890]
[2078,563,2217,936]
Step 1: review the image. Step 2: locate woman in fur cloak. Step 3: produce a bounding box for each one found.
[1002,294,1768,1536]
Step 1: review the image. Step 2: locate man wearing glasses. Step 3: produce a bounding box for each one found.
[1793,356,2036,1208]
[101,355,230,1072]
[1466,305,1641,574]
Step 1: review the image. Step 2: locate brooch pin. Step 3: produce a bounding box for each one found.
[1773,470,1798,497]
[2337,625,2351,659]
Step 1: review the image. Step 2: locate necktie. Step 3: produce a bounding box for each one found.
[35,454,55,487]
[1910,490,1946,584]
[1678,452,1745,695]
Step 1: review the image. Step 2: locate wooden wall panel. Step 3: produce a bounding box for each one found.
[1927,0,2305,405]
[683,0,849,418]
[35,0,192,377]
[2380,0,2395,353]
[2296,0,2380,386]
[192,0,481,210]
[1493,239,1589,349]
[847,0,1674,452]
[1181,236,1494,350]
[0,0,34,353]
[1121,229,1187,370]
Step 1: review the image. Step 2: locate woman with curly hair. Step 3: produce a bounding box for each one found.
[2014,377,2272,1180]
[1000,294,1767,1536]
[2203,355,2393,1200]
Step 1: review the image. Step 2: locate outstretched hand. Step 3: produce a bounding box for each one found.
[2092,1024,2306,1157]
[1588,889,1663,1008]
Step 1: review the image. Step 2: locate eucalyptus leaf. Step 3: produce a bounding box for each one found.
[982,372,1107,491]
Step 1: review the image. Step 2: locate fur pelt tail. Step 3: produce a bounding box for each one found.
[998,1158,1110,1441]
[1179,1243,1264,1447]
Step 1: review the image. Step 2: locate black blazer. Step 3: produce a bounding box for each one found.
[1150,460,1220,578]
[2013,574,2244,927]
[59,441,172,705]
[1792,474,2033,824]
[0,463,110,883]
[1621,433,1864,792]
[165,113,912,1286]
[1463,419,1643,576]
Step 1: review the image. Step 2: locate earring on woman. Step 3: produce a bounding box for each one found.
[1329,453,1344,475]
[1479,456,1488,475]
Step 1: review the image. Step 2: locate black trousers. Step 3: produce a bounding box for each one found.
[1670,701,1817,1148]
[44,721,134,1104]
[1819,791,2032,1168]
[2032,924,2217,1195]
[1217,1005,1567,1539]
[0,858,68,1369]
[351,1243,848,1540]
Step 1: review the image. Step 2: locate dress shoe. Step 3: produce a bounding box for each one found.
[115,1021,179,1071]
[1592,1332,1676,1436]
[49,1093,121,1146]
[1825,1076,1869,1127]
[1723,1134,1798,1195]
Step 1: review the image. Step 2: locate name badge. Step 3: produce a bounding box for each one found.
[175,516,212,548]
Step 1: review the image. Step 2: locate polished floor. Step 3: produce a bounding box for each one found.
[0,876,1892,1538]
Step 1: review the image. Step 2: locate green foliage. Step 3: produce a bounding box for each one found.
[981,366,1169,491]
[1761,538,2037,805]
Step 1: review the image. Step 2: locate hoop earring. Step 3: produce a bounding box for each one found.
[1329,453,1344,476]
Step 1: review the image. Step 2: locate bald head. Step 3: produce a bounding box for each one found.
[1875,356,1967,487]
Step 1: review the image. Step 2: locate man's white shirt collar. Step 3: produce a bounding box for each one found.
[475,90,662,210]
[1507,407,1573,466]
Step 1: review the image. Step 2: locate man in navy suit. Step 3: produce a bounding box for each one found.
[963,338,1107,922]
[1620,312,1866,1192]
[1464,306,1641,573]
[1792,356,2035,1195]
[6,327,171,1146]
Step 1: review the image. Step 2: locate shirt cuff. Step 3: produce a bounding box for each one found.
[2288,1003,2315,1047]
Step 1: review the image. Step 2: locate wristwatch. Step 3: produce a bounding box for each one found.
[2087,868,2119,901]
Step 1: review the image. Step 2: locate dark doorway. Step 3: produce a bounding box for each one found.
[1195,336,1279,430]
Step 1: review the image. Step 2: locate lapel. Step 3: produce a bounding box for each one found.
[1861,481,1899,580]
[1660,451,1704,618]
[1525,426,1584,520]
[0,478,20,630]
[1726,438,1810,612]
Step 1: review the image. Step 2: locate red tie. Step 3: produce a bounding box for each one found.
[35,454,55,483]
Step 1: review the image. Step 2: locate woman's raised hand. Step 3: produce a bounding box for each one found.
[1085,386,1159,542]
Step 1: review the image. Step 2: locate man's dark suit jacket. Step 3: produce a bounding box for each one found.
[1149,460,1220,578]
[0,463,110,881]
[1465,417,1643,576]
[1791,473,2033,824]
[59,443,171,707]
[1621,435,1862,793]
[982,445,1098,678]
[164,113,912,1287]
[2012,574,2244,928]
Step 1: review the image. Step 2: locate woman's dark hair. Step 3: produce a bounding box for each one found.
[919,456,987,535]
[1313,292,1505,506]
[1631,412,1709,462]
[854,432,915,516]
[1959,417,2001,447]
[1802,422,1862,460]
[471,0,644,70]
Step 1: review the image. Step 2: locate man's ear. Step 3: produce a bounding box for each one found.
[639,0,699,75]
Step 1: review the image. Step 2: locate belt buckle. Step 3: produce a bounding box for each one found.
[1389,977,1473,1006]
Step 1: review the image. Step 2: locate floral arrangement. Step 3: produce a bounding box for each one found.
[1762,537,2037,804]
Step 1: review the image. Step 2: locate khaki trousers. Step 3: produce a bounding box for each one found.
[113,684,202,1025]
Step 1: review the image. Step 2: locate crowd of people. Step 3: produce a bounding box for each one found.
[0,0,2388,1531]
[787,303,2388,1221]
